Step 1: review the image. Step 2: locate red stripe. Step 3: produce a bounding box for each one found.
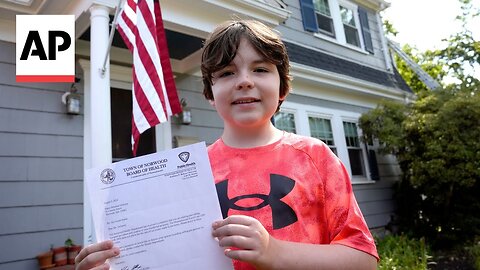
[134,24,168,116]
[117,0,137,51]
[131,119,140,157]
[154,1,182,115]
[116,23,133,51]
[122,11,136,40]
[138,0,158,48]
[16,75,75,82]
[135,41,168,116]
[118,8,136,50]
[133,69,160,127]
[136,0,168,115]
[127,0,136,11]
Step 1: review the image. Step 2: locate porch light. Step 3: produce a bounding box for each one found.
[178,98,191,125]
[62,78,81,115]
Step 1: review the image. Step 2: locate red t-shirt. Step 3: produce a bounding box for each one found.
[208,132,378,270]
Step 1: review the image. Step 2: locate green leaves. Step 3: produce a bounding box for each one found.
[360,88,480,248]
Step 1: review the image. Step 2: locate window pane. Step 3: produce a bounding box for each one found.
[274,112,296,133]
[316,13,335,37]
[343,122,360,147]
[309,117,337,155]
[314,0,335,37]
[314,0,331,16]
[339,6,360,47]
[348,149,365,176]
[309,117,334,145]
[343,121,365,176]
[340,6,356,26]
[344,25,360,46]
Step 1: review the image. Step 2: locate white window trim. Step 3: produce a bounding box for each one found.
[305,111,333,138]
[281,101,375,184]
[340,116,372,182]
[276,107,300,134]
[338,0,365,47]
[313,0,367,52]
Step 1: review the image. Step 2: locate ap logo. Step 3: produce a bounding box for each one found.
[16,15,75,82]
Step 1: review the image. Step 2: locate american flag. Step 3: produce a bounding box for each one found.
[116,0,182,155]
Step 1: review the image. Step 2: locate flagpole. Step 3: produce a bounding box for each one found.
[100,0,124,77]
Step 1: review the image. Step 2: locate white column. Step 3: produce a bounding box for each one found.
[156,120,173,151]
[81,4,113,246]
[90,4,112,166]
[79,59,94,246]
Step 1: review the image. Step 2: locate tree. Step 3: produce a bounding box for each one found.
[361,0,480,248]
[386,0,480,94]
[361,89,480,248]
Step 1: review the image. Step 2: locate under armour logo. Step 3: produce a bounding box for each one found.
[216,174,298,230]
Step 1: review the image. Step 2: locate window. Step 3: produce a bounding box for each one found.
[278,101,376,182]
[313,0,335,37]
[309,116,336,154]
[274,111,297,133]
[343,121,365,176]
[340,5,360,46]
[299,0,374,52]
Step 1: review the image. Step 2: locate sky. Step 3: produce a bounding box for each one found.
[381,0,480,51]
[381,0,480,83]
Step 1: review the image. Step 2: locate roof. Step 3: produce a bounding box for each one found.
[285,42,412,93]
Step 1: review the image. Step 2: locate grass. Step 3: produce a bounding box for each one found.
[376,234,431,270]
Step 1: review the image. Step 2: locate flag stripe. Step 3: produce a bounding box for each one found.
[138,0,170,116]
[135,39,168,119]
[154,0,182,115]
[133,69,160,128]
[131,118,141,155]
[134,4,168,118]
[133,37,167,123]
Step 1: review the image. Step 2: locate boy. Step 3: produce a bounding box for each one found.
[202,20,377,270]
[75,20,378,270]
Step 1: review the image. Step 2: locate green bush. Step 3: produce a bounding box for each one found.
[376,234,431,270]
[360,89,480,248]
[468,240,480,270]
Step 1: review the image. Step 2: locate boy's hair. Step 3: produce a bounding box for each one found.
[201,20,292,106]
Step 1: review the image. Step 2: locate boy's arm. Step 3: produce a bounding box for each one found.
[212,215,377,270]
[263,238,377,270]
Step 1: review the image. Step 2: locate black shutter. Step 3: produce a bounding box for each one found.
[368,150,380,180]
[299,0,318,32]
[358,7,374,54]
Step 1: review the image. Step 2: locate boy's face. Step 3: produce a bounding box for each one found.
[209,38,283,129]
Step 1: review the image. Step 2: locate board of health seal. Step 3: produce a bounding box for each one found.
[100,168,115,184]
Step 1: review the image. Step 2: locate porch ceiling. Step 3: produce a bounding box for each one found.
[0,0,77,19]
[79,23,204,61]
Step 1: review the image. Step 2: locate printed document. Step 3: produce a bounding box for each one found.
[86,142,233,270]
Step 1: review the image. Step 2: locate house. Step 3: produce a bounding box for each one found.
[0,0,411,269]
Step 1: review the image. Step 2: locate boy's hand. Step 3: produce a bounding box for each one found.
[212,215,275,268]
[75,240,120,270]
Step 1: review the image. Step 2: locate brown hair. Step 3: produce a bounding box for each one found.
[201,20,291,106]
